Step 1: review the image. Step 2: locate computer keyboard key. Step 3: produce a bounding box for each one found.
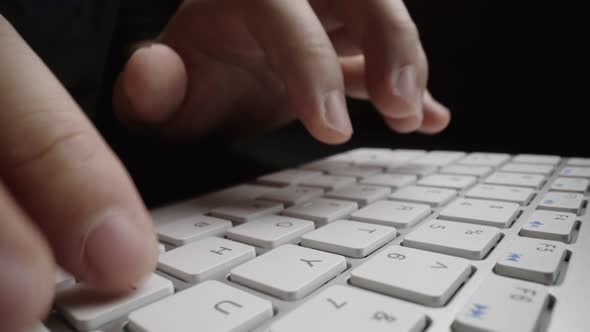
[259,186,324,206]
[537,192,585,214]
[485,172,545,189]
[56,266,75,291]
[568,157,590,167]
[210,200,284,223]
[352,150,426,168]
[560,166,590,179]
[416,174,477,190]
[128,280,273,332]
[230,244,346,301]
[226,215,314,249]
[388,164,438,177]
[550,177,589,193]
[494,237,566,284]
[56,274,174,331]
[360,173,417,189]
[403,219,502,260]
[457,153,511,167]
[520,210,577,243]
[157,237,255,284]
[282,198,358,226]
[327,165,382,179]
[300,159,350,172]
[158,243,166,254]
[350,246,471,307]
[512,154,561,165]
[389,185,457,207]
[299,174,356,190]
[500,163,554,175]
[350,200,431,229]
[157,215,232,246]
[439,164,493,177]
[465,184,535,205]
[257,169,322,186]
[270,285,427,332]
[411,151,466,166]
[453,275,549,332]
[325,184,391,206]
[301,220,397,258]
[438,198,520,228]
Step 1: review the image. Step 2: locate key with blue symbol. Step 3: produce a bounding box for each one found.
[537,192,585,215]
[520,210,577,243]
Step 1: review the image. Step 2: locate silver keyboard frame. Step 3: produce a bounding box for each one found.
[46,153,590,332]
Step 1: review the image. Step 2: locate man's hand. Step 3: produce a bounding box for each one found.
[114,0,451,143]
[0,15,157,331]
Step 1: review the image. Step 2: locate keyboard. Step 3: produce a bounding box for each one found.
[41,149,590,332]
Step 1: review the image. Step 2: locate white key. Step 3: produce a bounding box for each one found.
[440,164,493,177]
[226,215,314,249]
[282,198,358,226]
[494,237,567,284]
[158,243,166,254]
[327,165,382,179]
[325,184,391,206]
[500,162,554,175]
[411,151,466,166]
[350,200,431,229]
[270,285,427,332]
[485,172,545,189]
[210,200,283,223]
[299,174,356,190]
[453,275,549,332]
[560,166,590,178]
[157,215,232,246]
[257,169,322,186]
[512,154,561,165]
[301,220,397,258]
[465,184,535,205]
[259,186,323,206]
[550,177,589,193]
[56,267,75,291]
[438,198,520,228]
[300,159,350,172]
[158,237,255,284]
[568,157,590,167]
[389,185,457,207]
[417,174,477,190]
[231,244,346,301]
[520,210,577,243]
[360,173,417,188]
[403,219,502,260]
[350,246,471,306]
[537,192,585,214]
[457,153,510,166]
[388,163,438,177]
[56,274,173,331]
[128,280,273,332]
[352,149,425,168]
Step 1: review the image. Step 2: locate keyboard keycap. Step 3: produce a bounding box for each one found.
[440,164,493,177]
[453,275,549,332]
[231,244,346,301]
[550,177,589,193]
[348,148,425,168]
[403,219,502,260]
[158,243,166,254]
[257,169,322,186]
[568,157,590,167]
[485,172,545,189]
[226,215,314,249]
[210,200,284,223]
[495,237,567,284]
[350,200,431,229]
[560,166,590,178]
[457,152,510,167]
[438,198,520,228]
[416,174,477,190]
[157,215,232,246]
[537,192,585,214]
[389,185,457,207]
[56,274,173,331]
[56,266,75,291]
[500,162,554,175]
[388,163,438,177]
[270,285,427,332]
[157,237,255,284]
[300,159,350,172]
[411,151,466,166]
[360,173,417,189]
[327,165,382,179]
[350,246,471,306]
[520,210,577,243]
[301,220,397,258]
[512,154,560,165]
[259,186,324,206]
[465,184,535,205]
[282,198,358,226]
[299,174,356,190]
[325,184,391,206]
[128,280,273,332]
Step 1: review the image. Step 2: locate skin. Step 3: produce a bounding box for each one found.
[0,1,450,330]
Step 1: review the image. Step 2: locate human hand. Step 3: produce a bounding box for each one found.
[114,0,451,144]
[0,15,157,331]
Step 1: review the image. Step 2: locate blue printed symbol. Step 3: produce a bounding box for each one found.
[468,303,488,319]
[529,220,544,228]
[544,200,554,205]
[506,252,522,262]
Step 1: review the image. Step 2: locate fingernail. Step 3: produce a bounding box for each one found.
[0,252,43,325]
[323,90,353,135]
[393,65,421,114]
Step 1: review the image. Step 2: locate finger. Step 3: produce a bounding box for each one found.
[114,43,188,126]
[340,55,369,99]
[329,29,362,56]
[418,91,451,134]
[0,183,54,332]
[243,0,353,144]
[0,17,157,290]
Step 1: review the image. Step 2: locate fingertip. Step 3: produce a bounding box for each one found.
[419,91,451,134]
[301,90,354,145]
[385,113,424,134]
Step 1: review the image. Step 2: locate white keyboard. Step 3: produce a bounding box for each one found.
[43,149,590,332]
